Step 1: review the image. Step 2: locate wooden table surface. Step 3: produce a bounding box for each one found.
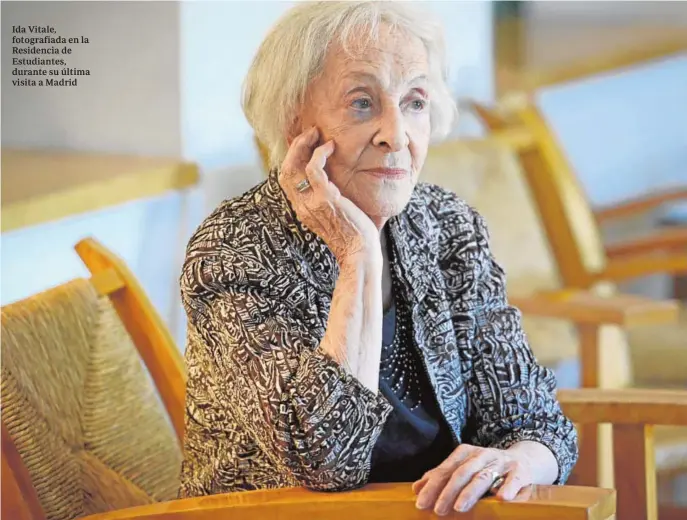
[1,148,199,232]
[497,21,687,94]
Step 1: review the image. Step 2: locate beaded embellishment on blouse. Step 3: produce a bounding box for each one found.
[379,245,423,412]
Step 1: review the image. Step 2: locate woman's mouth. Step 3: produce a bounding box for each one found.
[362,168,409,179]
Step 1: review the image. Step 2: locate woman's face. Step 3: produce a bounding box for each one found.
[295,24,432,226]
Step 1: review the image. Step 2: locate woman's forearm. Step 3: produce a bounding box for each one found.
[320,251,384,394]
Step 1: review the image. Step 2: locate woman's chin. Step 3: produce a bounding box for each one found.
[355,192,414,222]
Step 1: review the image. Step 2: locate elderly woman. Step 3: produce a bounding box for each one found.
[179,1,578,515]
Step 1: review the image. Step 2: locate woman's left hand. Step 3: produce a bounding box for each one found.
[411,443,535,515]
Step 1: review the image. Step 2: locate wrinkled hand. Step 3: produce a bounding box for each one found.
[279,126,380,264]
[411,444,535,515]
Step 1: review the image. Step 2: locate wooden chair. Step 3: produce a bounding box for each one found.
[1,239,623,520]
[508,287,687,520]
[468,99,687,289]
[1,237,187,520]
[470,99,687,388]
[44,484,616,520]
[507,290,680,484]
[558,388,687,520]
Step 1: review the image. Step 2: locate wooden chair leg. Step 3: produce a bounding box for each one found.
[613,424,657,520]
[659,505,687,520]
[568,324,601,487]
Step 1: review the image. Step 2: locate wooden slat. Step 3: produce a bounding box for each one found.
[1,148,199,232]
[574,324,601,487]
[510,290,679,327]
[612,424,657,520]
[600,253,687,283]
[514,104,604,288]
[605,228,687,258]
[90,268,126,296]
[558,389,687,426]
[595,188,687,222]
[80,484,616,520]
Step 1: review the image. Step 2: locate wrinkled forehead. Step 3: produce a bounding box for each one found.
[323,23,430,89]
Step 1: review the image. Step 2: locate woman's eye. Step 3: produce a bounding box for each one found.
[351,98,371,110]
[409,99,427,111]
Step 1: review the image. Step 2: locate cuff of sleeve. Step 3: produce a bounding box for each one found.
[291,347,394,487]
[488,429,579,485]
[294,347,393,420]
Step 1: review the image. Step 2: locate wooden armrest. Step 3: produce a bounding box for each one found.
[81,484,616,520]
[558,388,687,426]
[605,228,687,259]
[594,187,687,222]
[510,290,679,327]
[598,252,687,283]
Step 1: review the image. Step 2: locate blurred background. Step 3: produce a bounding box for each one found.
[2,0,686,349]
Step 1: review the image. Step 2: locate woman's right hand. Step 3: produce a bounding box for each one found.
[278,126,381,266]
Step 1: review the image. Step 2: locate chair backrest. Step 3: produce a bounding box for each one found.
[559,388,687,520]
[1,238,186,520]
[469,101,611,290]
[423,131,564,298]
[73,237,187,441]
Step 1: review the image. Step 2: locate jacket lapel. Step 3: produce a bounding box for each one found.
[388,191,469,443]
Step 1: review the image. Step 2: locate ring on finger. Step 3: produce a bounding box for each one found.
[295,178,311,193]
[490,471,505,491]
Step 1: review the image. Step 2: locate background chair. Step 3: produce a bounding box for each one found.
[1,238,187,520]
[558,388,687,520]
[465,100,687,389]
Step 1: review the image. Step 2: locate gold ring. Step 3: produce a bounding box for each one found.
[295,179,311,193]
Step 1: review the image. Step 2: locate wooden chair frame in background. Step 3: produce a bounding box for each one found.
[559,389,687,520]
[467,100,687,291]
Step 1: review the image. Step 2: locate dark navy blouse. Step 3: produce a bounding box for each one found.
[368,252,455,483]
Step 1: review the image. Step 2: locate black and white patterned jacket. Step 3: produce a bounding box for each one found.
[178,170,578,497]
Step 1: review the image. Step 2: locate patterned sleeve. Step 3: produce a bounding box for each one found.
[180,255,393,493]
[466,211,579,484]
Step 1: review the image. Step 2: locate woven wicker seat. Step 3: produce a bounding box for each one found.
[1,238,186,520]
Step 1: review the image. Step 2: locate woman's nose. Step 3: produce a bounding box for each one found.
[373,108,409,152]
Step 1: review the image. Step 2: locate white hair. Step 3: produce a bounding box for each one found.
[242,1,458,170]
